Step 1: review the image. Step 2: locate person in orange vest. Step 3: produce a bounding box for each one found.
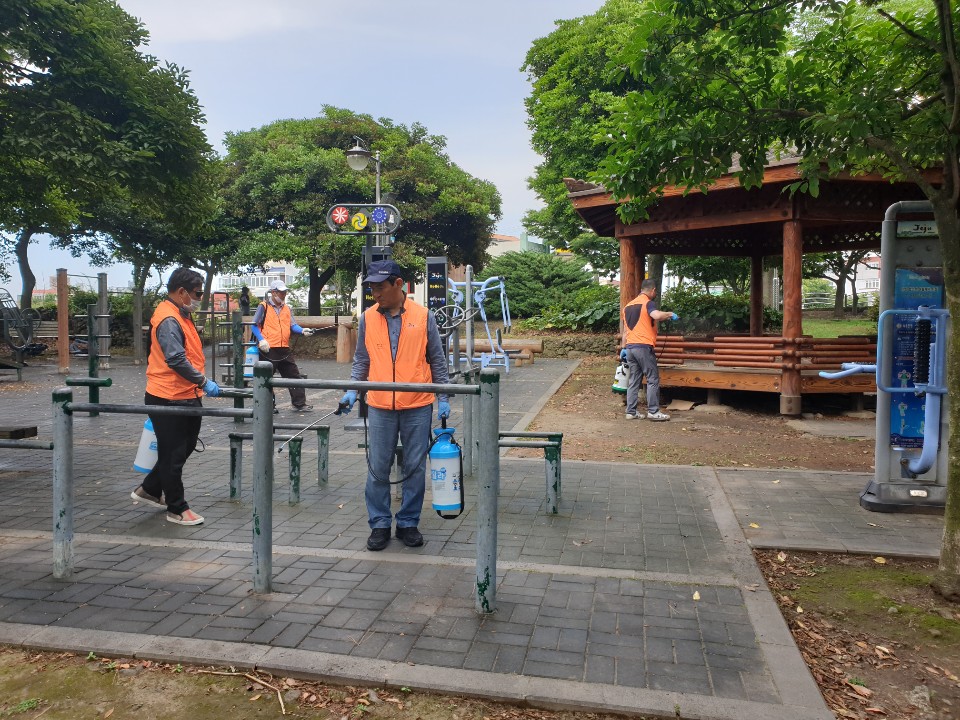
[131,268,221,526]
[250,279,316,412]
[621,278,678,422]
[339,260,450,551]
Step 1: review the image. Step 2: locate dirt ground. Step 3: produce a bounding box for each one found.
[517,356,875,472]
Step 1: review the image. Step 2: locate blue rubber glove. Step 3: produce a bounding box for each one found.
[203,378,221,397]
[619,349,628,361]
[438,401,451,420]
[670,313,679,321]
[339,390,357,414]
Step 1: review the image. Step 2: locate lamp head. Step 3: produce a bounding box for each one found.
[346,137,372,171]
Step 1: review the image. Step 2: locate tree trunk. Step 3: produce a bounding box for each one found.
[931,198,960,602]
[201,266,215,313]
[15,228,37,310]
[649,254,665,296]
[833,277,845,318]
[132,263,151,365]
[307,265,337,315]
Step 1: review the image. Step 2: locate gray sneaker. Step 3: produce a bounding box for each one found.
[646,410,671,422]
[625,413,640,420]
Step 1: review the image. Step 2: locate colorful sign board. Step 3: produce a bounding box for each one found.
[325,203,401,235]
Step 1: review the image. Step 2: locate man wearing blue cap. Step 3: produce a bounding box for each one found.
[341,260,450,551]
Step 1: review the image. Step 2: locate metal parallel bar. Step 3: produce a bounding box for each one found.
[497,441,556,448]
[229,435,243,499]
[67,403,251,419]
[0,439,53,450]
[252,361,274,593]
[228,433,295,440]
[316,426,329,487]
[288,437,302,505]
[475,368,499,614]
[499,431,564,439]
[270,378,479,395]
[53,388,74,579]
[65,377,112,387]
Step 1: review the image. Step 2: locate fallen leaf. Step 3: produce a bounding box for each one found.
[772,479,780,484]
[867,522,879,527]
[692,591,701,601]
[865,708,886,714]
[846,682,873,698]
[873,556,887,564]
[744,583,759,592]
[777,551,787,562]
[749,522,760,529]
[250,694,262,702]
[338,504,344,509]
[104,710,114,719]
[796,606,804,613]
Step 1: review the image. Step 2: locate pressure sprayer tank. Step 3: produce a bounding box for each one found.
[243,345,258,378]
[429,426,462,517]
[133,418,158,473]
[612,360,629,394]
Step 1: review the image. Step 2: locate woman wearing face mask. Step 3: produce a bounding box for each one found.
[130,267,220,526]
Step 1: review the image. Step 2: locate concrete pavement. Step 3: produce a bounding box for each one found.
[0,351,942,719]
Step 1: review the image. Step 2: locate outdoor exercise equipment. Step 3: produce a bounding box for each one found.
[440,273,512,372]
[820,200,949,512]
[0,288,41,352]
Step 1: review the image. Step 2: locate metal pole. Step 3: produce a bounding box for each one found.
[545,443,560,514]
[457,265,478,478]
[548,432,563,498]
[230,435,243,499]
[317,426,329,487]
[472,376,480,476]
[87,304,99,416]
[288,437,302,505]
[232,310,245,424]
[463,370,473,478]
[52,387,74,579]
[97,272,110,370]
[252,361,274,593]
[132,286,144,366]
[475,369,499,614]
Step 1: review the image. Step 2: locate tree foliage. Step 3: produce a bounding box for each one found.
[222,107,501,314]
[0,0,212,306]
[595,0,960,595]
[522,0,646,275]
[477,251,593,319]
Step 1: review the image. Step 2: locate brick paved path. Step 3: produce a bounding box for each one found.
[4,352,931,718]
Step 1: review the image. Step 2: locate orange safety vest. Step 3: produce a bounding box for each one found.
[146,300,205,400]
[623,294,657,346]
[258,301,292,348]
[363,300,434,410]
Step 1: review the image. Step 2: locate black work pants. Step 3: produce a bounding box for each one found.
[142,392,202,514]
[260,347,307,408]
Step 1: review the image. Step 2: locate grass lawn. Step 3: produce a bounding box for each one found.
[802,314,876,337]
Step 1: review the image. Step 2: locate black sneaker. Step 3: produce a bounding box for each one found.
[292,404,313,412]
[395,526,424,547]
[366,527,391,551]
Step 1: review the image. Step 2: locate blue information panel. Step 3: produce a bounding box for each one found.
[890,267,943,447]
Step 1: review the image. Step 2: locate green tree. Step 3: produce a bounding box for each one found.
[595,0,960,598]
[477,251,593,318]
[222,107,501,315]
[805,250,872,316]
[0,0,211,307]
[667,257,751,294]
[522,0,647,276]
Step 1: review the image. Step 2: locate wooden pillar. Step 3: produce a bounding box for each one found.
[56,268,69,374]
[750,254,764,337]
[780,221,803,415]
[618,232,641,308]
[336,321,356,363]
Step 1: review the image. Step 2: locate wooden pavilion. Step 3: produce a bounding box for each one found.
[566,160,931,414]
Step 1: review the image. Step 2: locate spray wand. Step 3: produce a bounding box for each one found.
[276,398,352,454]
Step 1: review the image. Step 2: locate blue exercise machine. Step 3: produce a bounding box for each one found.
[821,201,949,512]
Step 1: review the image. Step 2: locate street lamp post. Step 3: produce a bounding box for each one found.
[346,137,382,234]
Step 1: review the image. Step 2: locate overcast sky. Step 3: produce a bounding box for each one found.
[10,0,605,295]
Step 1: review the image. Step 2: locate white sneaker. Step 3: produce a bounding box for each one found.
[646,410,671,422]
[625,413,640,420]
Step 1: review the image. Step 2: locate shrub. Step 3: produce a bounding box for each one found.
[518,284,620,332]
[477,251,593,319]
[662,284,782,335]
